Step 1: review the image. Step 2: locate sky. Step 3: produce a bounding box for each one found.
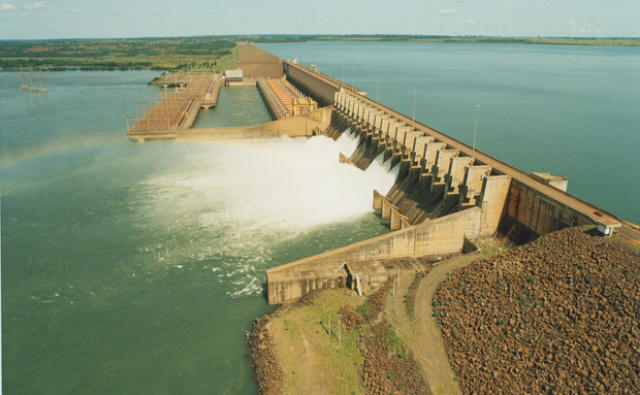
[0,0,638,40]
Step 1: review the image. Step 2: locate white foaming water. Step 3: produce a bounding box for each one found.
[138,134,397,296]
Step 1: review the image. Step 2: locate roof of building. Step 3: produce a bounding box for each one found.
[225,69,243,79]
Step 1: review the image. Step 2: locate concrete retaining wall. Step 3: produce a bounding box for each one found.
[266,207,481,304]
[503,179,594,239]
[167,106,332,141]
[285,63,342,105]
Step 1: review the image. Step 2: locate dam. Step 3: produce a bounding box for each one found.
[125,46,640,306]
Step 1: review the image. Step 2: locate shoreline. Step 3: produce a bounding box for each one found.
[247,227,640,394]
[2,36,638,72]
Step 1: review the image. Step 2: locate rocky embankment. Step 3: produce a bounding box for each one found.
[247,316,284,395]
[358,280,430,395]
[434,227,640,394]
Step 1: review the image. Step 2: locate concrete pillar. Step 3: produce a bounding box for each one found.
[351,101,360,120]
[458,165,492,209]
[379,117,393,141]
[354,102,362,122]
[445,157,474,195]
[373,112,385,131]
[478,175,512,235]
[411,136,435,165]
[334,91,343,108]
[381,198,398,220]
[394,126,412,152]
[402,131,423,157]
[339,94,348,112]
[440,156,474,215]
[366,110,377,131]
[358,103,368,124]
[421,141,446,173]
[373,190,383,210]
[432,149,458,184]
[386,122,403,147]
[398,158,412,179]
[390,207,410,230]
[348,99,356,118]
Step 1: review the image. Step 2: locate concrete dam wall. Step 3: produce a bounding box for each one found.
[123,58,635,306]
[267,62,632,305]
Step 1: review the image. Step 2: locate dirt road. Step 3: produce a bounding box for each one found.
[387,253,480,395]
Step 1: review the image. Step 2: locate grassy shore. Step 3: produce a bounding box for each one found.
[0,37,238,72]
[2,35,637,72]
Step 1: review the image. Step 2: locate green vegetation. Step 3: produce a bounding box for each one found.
[0,37,237,72]
[271,291,366,395]
[2,34,637,72]
[385,325,407,357]
[248,34,639,46]
[356,302,373,316]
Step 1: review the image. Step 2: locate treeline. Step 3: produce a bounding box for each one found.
[2,35,637,71]
[0,37,236,71]
[221,34,639,46]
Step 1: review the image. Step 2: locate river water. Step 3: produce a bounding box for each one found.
[1,72,395,394]
[263,42,640,223]
[1,43,638,394]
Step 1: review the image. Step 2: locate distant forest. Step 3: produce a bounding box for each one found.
[1,35,637,72]
[248,34,640,46]
[0,37,236,71]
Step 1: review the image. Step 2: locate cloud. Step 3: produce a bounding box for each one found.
[1,3,19,11]
[23,2,43,11]
[466,19,475,25]
[439,9,458,15]
[69,8,81,14]
[335,19,343,26]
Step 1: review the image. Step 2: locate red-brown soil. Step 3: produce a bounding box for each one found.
[237,44,284,79]
[247,316,284,395]
[361,318,431,395]
[434,227,640,394]
[359,279,431,395]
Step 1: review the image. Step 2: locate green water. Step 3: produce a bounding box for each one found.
[2,42,639,395]
[263,42,640,224]
[193,87,273,128]
[1,71,394,394]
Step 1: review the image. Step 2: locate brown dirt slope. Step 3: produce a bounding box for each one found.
[237,43,284,79]
[247,316,285,395]
[434,227,640,395]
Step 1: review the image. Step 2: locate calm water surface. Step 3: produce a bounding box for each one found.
[2,42,639,395]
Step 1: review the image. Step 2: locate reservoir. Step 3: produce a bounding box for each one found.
[2,42,639,394]
[261,41,640,224]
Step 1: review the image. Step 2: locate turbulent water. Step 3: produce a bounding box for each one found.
[1,73,395,394]
[2,42,639,395]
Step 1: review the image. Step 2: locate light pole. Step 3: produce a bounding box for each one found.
[472,104,480,159]
[412,87,417,131]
